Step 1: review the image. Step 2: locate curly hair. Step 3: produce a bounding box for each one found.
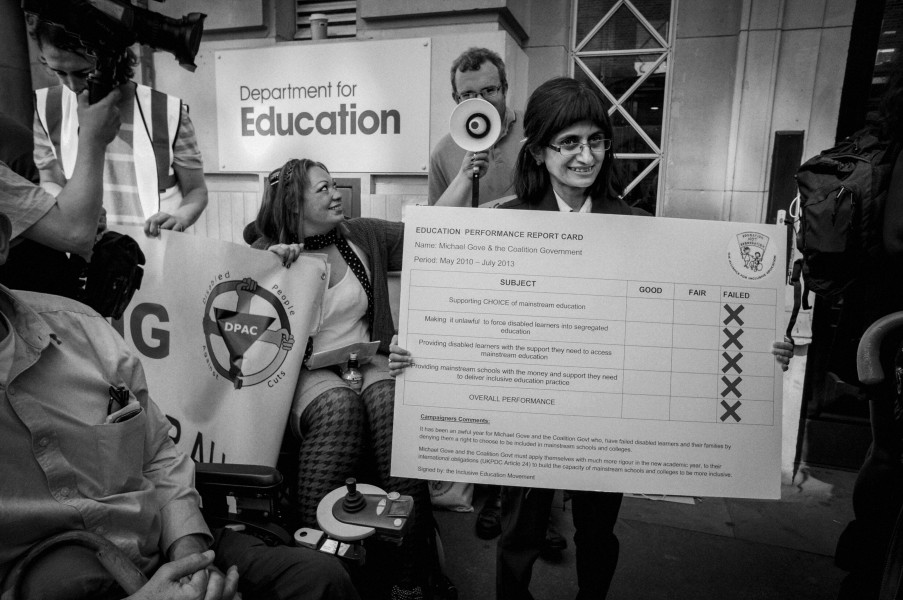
[514,77,618,205]
[449,47,507,98]
[254,158,329,244]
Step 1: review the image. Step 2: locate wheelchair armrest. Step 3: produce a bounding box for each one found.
[195,462,283,498]
[857,312,903,386]
[194,463,292,547]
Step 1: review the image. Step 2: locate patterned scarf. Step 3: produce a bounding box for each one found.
[301,228,375,366]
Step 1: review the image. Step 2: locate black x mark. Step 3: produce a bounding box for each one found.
[720,399,742,422]
[721,376,742,398]
[723,328,744,350]
[723,304,745,326]
[722,352,743,373]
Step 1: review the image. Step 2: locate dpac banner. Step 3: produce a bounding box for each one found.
[113,227,327,467]
[215,39,431,173]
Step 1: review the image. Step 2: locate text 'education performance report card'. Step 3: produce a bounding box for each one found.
[391,206,786,499]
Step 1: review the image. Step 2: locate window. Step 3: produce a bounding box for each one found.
[570,0,674,215]
[869,3,903,119]
[836,0,903,140]
[295,1,357,40]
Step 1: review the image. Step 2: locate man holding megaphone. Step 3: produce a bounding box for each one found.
[428,48,524,207]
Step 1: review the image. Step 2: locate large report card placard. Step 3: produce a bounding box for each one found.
[392,207,786,499]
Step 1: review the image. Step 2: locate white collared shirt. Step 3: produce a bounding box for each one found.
[0,286,210,582]
[554,191,592,213]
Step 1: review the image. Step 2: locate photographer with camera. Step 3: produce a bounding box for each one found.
[30,17,208,237]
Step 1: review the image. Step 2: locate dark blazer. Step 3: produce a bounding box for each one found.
[494,183,636,599]
[499,186,649,216]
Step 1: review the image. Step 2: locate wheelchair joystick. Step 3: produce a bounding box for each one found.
[314,480,415,549]
[342,478,366,513]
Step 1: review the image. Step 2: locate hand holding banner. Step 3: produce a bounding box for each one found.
[115,227,327,467]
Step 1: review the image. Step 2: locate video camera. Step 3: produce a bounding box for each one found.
[21,0,205,102]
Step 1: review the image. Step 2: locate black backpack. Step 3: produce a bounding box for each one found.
[786,127,897,341]
[83,231,145,320]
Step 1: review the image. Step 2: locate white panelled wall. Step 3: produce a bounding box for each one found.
[187,174,427,243]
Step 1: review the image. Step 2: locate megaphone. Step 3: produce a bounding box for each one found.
[449,99,502,207]
[449,98,502,152]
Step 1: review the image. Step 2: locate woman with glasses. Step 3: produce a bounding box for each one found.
[246,158,437,600]
[394,76,640,599]
[500,76,633,216]
[493,76,644,600]
[492,77,793,599]
[392,77,791,599]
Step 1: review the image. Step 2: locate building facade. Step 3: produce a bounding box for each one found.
[14,0,855,240]
[8,0,895,466]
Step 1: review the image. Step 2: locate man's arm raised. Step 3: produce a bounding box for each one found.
[22,88,120,255]
[432,150,489,207]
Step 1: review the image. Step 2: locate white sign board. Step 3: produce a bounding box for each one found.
[392,207,786,499]
[215,39,431,173]
[115,227,327,467]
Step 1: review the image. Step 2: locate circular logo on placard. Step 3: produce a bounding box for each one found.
[202,278,294,389]
[727,231,777,281]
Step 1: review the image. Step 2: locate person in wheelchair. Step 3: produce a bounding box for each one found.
[248,158,437,600]
[0,208,359,599]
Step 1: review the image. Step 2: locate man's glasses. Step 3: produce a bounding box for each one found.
[458,85,503,101]
[547,135,611,157]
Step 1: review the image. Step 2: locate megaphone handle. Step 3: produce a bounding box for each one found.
[471,168,480,208]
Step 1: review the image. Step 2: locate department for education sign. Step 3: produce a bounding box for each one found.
[215,38,431,173]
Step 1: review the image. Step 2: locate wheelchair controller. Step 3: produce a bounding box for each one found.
[294,478,414,564]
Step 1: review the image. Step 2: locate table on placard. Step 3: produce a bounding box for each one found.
[391,207,786,499]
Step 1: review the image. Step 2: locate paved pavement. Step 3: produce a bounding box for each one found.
[432,466,856,599]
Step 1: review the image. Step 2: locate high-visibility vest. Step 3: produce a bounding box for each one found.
[34,83,184,219]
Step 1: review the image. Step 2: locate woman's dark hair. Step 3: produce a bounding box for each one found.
[514,77,617,205]
[29,17,138,80]
[255,158,328,244]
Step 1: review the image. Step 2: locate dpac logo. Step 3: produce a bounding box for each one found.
[203,278,294,388]
[727,231,776,281]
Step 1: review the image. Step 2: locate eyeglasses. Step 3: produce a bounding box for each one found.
[458,85,503,101]
[547,135,611,156]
